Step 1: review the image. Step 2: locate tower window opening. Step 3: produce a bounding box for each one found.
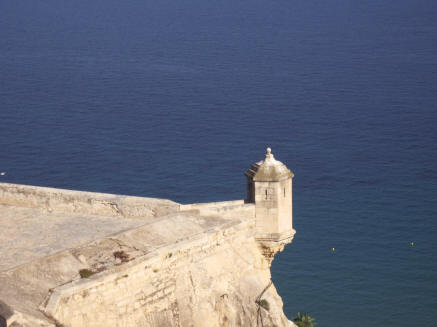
[284,188,286,198]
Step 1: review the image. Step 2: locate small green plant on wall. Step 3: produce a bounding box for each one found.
[256,299,270,311]
[292,312,316,327]
[79,269,95,279]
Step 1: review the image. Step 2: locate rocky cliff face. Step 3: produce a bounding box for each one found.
[0,184,294,327]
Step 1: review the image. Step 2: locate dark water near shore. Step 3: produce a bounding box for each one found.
[1,0,436,326]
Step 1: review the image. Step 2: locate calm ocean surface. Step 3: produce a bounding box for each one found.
[1,0,436,325]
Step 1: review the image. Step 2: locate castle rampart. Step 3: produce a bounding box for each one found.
[0,149,295,327]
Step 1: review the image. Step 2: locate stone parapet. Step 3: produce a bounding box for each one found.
[0,183,179,219]
[180,200,255,219]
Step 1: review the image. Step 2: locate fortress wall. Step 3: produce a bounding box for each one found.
[0,183,179,219]
[40,219,290,327]
[0,147,296,327]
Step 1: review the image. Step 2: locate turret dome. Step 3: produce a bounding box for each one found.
[245,148,294,182]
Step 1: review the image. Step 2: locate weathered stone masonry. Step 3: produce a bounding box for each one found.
[0,148,296,327]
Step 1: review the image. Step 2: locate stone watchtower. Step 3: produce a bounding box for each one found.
[245,148,296,250]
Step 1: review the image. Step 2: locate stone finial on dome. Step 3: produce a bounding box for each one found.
[265,147,274,160]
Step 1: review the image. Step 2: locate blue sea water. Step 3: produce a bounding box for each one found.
[1,0,436,326]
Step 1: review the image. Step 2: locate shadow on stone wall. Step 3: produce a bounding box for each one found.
[0,300,13,327]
